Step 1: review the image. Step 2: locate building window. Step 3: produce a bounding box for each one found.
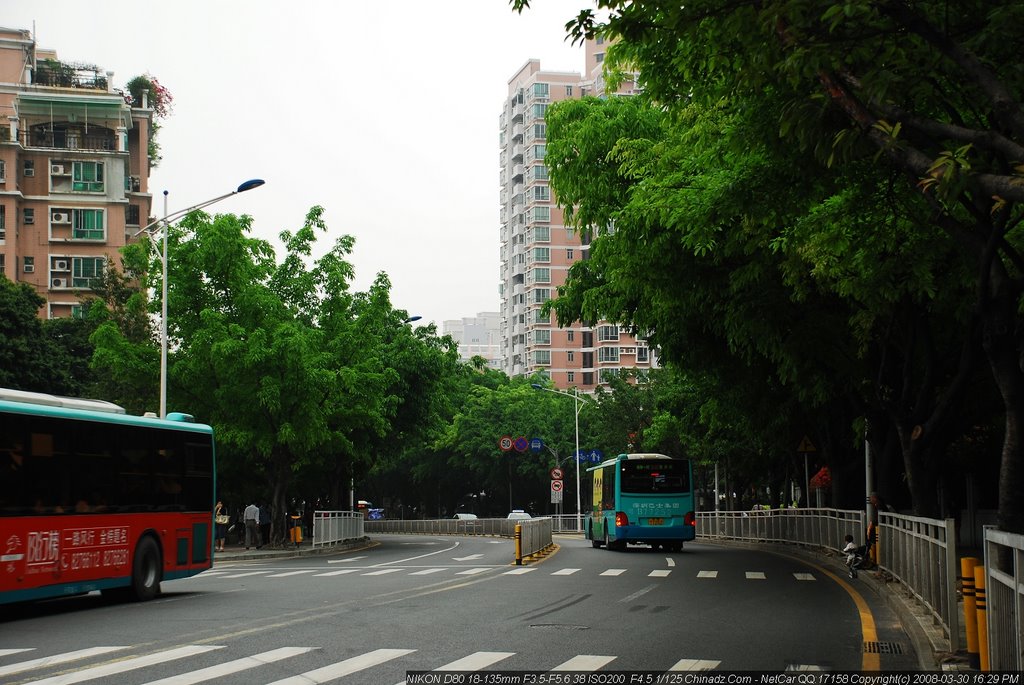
[600,368,617,383]
[23,256,34,273]
[533,206,550,222]
[595,53,605,63]
[567,371,575,383]
[0,254,4,275]
[565,85,573,96]
[533,123,546,140]
[532,267,551,284]
[71,161,104,192]
[533,144,546,160]
[567,351,574,362]
[532,82,549,98]
[533,185,550,201]
[533,350,551,365]
[567,249,574,260]
[23,208,34,225]
[534,309,550,324]
[533,165,549,181]
[71,304,87,319]
[72,256,105,288]
[637,346,649,363]
[533,247,550,263]
[583,372,594,385]
[598,347,620,363]
[534,329,551,345]
[0,206,4,241]
[534,226,550,242]
[532,103,547,118]
[126,204,141,226]
[0,160,5,183]
[567,330,574,342]
[72,209,105,240]
[23,159,35,177]
[532,288,550,304]
[597,325,620,342]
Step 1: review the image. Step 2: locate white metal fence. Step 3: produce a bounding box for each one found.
[983,527,1024,670]
[312,510,365,549]
[363,517,553,562]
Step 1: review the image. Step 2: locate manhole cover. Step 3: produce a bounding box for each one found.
[864,641,905,654]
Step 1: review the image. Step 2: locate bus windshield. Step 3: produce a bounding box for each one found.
[620,459,689,494]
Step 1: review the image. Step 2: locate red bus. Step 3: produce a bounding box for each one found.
[0,388,216,604]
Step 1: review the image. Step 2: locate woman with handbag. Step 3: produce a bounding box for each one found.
[214,500,229,551]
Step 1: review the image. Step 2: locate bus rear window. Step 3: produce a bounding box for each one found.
[620,459,689,494]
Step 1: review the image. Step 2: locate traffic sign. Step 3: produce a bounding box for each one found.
[513,436,529,452]
[551,479,564,492]
[550,467,563,480]
[797,436,816,453]
[530,437,543,453]
[499,435,513,452]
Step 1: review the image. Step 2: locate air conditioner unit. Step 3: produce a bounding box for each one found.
[50,164,65,175]
[51,212,70,224]
[53,259,69,271]
[51,277,68,289]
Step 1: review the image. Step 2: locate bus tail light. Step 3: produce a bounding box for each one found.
[683,511,696,527]
[615,512,629,527]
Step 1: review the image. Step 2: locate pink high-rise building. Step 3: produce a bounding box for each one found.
[498,39,656,389]
[0,27,154,318]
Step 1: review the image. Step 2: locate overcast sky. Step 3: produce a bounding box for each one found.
[7,0,591,327]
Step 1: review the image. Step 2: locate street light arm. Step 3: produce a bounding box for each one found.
[132,179,265,238]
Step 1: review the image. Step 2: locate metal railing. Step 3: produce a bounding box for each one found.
[983,527,1024,670]
[363,517,554,563]
[311,510,364,549]
[696,508,959,653]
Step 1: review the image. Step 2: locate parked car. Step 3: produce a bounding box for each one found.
[507,510,532,520]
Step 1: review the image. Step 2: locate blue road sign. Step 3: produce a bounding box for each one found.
[530,437,543,453]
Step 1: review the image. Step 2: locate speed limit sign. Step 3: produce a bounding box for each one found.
[499,435,513,452]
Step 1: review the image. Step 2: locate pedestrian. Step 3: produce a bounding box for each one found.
[214,500,229,552]
[259,503,271,547]
[244,502,262,550]
[843,534,864,579]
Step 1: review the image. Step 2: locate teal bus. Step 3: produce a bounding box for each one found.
[0,388,216,604]
[584,453,696,552]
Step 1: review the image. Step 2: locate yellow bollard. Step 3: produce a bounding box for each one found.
[514,523,522,565]
[974,565,989,671]
[961,557,980,668]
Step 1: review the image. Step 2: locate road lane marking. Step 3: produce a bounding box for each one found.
[138,647,314,685]
[552,568,580,575]
[265,648,415,685]
[328,556,366,564]
[456,568,490,575]
[363,569,403,576]
[600,569,627,576]
[266,570,318,578]
[314,569,359,577]
[409,568,447,576]
[794,573,815,581]
[22,645,222,685]
[665,557,676,567]
[453,554,483,561]
[620,584,657,602]
[745,571,766,579]
[697,570,718,578]
[551,655,616,671]
[669,658,721,671]
[0,648,129,679]
[219,571,271,579]
[649,570,671,577]
[504,568,536,574]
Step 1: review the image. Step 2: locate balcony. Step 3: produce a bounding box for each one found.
[23,127,116,152]
[33,60,109,91]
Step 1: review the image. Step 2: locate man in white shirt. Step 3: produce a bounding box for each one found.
[243,502,262,549]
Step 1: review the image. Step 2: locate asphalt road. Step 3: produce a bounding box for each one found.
[0,534,920,683]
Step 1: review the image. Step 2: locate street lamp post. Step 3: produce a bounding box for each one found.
[531,383,592,532]
[134,179,265,417]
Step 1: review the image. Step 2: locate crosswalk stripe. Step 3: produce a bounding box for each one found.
[219,571,271,579]
[22,645,222,685]
[0,649,34,657]
[137,647,314,685]
[697,570,718,578]
[328,556,366,564]
[363,569,403,576]
[409,568,447,576]
[503,568,535,575]
[456,568,490,575]
[794,573,815,581]
[436,651,515,670]
[746,571,766,579]
[264,648,415,685]
[0,647,128,679]
[665,558,676,567]
[267,570,318,578]
[649,570,671,577]
[600,569,627,576]
[669,658,721,671]
[315,569,359,577]
[552,568,580,575]
[551,655,616,671]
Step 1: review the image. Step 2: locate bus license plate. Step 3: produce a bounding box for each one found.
[648,517,664,525]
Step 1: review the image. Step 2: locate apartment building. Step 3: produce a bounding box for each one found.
[497,39,655,390]
[0,27,153,318]
[442,312,501,369]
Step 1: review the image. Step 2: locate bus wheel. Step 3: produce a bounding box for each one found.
[590,524,603,548]
[131,537,162,601]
